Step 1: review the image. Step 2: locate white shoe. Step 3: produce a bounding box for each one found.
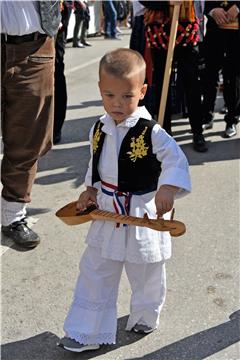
[57,337,100,353]
[225,124,237,138]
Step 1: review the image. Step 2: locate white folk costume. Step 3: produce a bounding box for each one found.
[64,106,191,345]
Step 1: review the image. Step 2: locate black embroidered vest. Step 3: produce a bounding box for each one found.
[92,118,162,193]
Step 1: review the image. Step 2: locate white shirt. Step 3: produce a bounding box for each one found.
[132,1,146,17]
[84,107,191,264]
[0,1,44,35]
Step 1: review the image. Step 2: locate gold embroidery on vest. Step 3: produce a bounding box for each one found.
[127,127,149,162]
[93,122,102,154]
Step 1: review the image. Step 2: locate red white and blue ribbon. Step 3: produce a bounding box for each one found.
[101,180,131,227]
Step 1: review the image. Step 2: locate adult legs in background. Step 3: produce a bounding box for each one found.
[80,19,91,46]
[202,29,224,128]
[54,30,67,144]
[151,45,207,151]
[103,0,117,39]
[93,0,101,34]
[1,36,55,247]
[175,45,207,151]
[129,15,145,56]
[53,3,71,144]
[130,14,154,113]
[73,12,84,48]
[202,28,239,137]
[177,46,204,136]
[222,30,240,135]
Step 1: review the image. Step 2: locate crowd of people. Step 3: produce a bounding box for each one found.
[54,0,240,149]
[131,0,240,151]
[1,0,239,355]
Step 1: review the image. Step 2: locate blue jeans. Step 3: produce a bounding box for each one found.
[104,1,117,38]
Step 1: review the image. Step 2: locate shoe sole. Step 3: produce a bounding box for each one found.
[59,344,100,353]
[18,241,40,248]
[14,241,40,249]
[224,132,237,138]
[1,232,40,248]
[193,145,208,153]
[133,328,154,334]
[203,123,213,130]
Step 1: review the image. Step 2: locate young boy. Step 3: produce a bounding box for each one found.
[58,48,191,353]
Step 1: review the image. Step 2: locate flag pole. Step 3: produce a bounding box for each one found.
[157,3,181,126]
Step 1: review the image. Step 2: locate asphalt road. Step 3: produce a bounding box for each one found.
[1,29,240,360]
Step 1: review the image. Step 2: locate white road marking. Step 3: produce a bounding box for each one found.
[53,140,90,149]
[65,45,128,75]
[65,57,102,75]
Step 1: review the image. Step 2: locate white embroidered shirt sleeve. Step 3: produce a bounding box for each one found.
[152,124,191,198]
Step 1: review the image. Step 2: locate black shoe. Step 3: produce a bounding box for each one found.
[202,120,214,131]
[82,41,92,46]
[193,134,208,152]
[53,133,61,145]
[72,42,85,48]
[224,124,237,138]
[220,106,228,115]
[1,219,40,248]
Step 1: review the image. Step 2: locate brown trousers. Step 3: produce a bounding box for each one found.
[1,36,55,203]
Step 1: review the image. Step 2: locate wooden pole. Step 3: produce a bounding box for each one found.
[157,4,181,126]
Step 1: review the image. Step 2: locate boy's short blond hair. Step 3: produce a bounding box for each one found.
[99,48,146,84]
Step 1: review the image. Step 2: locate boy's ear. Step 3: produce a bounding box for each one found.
[140,83,148,99]
[98,80,103,95]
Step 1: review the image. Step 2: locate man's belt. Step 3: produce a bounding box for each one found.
[1,32,47,44]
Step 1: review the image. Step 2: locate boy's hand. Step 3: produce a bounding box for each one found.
[155,185,179,217]
[76,186,98,211]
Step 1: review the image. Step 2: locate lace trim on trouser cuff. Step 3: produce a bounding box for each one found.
[68,330,116,345]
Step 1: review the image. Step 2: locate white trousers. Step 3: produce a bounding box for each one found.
[64,245,166,345]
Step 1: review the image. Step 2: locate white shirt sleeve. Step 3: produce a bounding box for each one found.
[152,124,191,198]
[0,1,44,35]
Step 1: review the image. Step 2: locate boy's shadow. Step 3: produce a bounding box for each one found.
[1,312,240,360]
[1,316,141,360]
[128,310,240,360]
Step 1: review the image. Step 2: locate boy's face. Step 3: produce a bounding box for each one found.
[99,71,147,124]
